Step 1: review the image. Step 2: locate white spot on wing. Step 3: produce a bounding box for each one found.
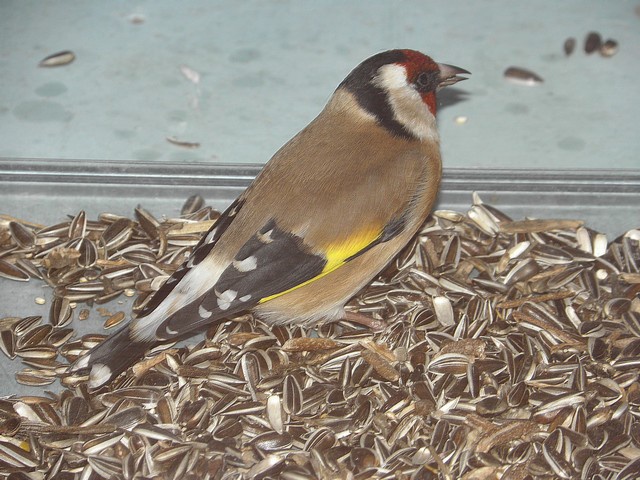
[233,256,257,272]
[219,289,238,301]
[229,203,241,216]
[258,229,274,244]
[199,305,213,319]
[204,227,218,244]
[166,325,179,335]
[239,294,252,302]
[216,289,237,310]
[89,364,112,389]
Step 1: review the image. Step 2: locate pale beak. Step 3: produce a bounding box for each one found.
[437,63,471,88]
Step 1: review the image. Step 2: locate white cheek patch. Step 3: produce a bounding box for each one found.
[373,64,440,143]
[373,63,409,91]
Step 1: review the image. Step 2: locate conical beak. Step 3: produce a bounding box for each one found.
[437,63,470,88]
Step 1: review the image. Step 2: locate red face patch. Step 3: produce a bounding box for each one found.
[420,91,437,116]
[398,49,440,115]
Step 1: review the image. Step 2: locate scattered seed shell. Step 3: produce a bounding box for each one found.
[504,66,543,86]
[600,39,618,57]
[585,32,602,54]
[166,136,200,149]
[39,50,75,67]
[564,37,576,56]
[0,196,637,479]
[104,311,126,329]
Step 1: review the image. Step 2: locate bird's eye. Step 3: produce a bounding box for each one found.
[416,72,432,89]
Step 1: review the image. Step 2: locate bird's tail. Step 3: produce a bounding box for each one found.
[69,326,151,390]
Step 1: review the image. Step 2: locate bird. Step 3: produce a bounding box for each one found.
[71,49,469,389]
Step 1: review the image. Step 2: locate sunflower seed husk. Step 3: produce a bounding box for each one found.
[0,329,17,359]
[181,195,205,216]
[585,32,603,54]
[599,39,619,57]
[39,50,75,67]
[504,66,543,86]
[0,196,638,479]
[9,221,36,248]
[166,136,200,149]
[0,259,29,281]
[104,311,126,329]
[564,37,576,56]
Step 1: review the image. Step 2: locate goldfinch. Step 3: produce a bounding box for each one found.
[72,49,469,389]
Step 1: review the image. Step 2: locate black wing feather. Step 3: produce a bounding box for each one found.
[136,198,245,318]
[162,219,327,335]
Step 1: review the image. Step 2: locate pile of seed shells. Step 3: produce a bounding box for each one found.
[1,194,639,480]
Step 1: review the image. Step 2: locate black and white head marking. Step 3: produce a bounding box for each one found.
[338,50,414,139]
[370,63,439,143]
[338,49,441,142]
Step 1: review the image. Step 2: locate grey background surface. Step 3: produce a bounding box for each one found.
[1,0,639,168]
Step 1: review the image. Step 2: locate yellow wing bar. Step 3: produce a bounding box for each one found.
[259,226,383,304]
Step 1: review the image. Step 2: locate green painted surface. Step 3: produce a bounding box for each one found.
[0,0,638,168]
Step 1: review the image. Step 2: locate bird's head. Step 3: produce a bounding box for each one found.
[337,49,469,141]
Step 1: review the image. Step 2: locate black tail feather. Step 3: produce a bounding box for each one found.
[70,326,151,390]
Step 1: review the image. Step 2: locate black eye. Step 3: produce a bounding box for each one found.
[415,72,435,91]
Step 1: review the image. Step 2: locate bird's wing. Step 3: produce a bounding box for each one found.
[134,197,245,319]
[130,208,406,341]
